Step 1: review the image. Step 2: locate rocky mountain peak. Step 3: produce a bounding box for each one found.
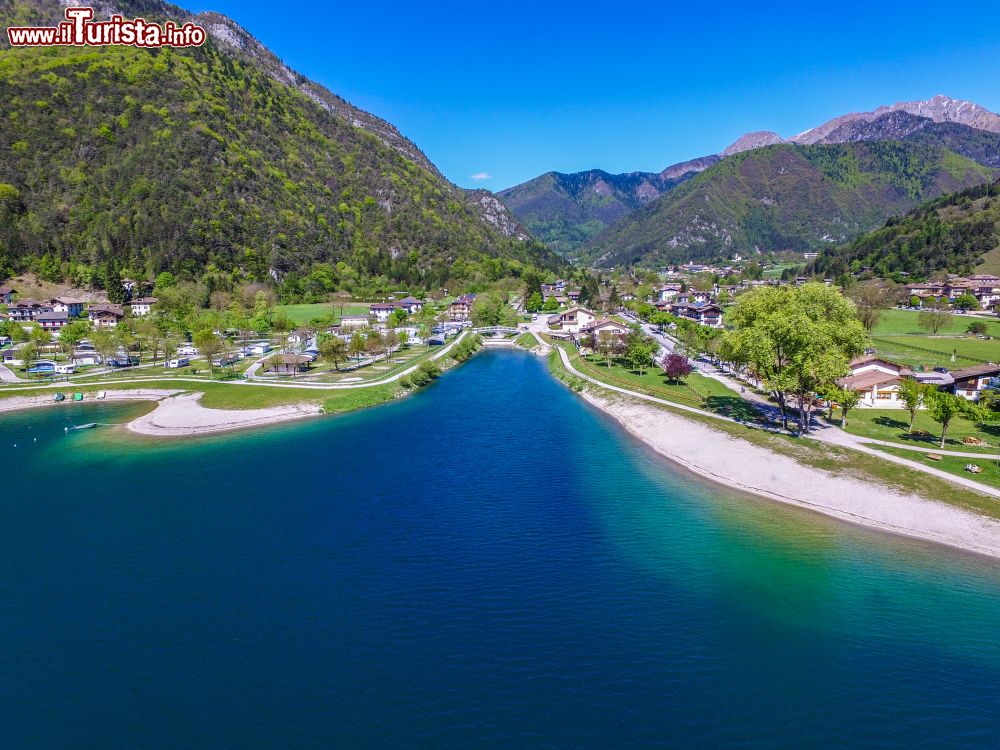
[721,131,784,157]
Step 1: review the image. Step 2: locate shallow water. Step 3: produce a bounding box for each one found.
[2,349,999,748]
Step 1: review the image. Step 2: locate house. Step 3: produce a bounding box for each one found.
[8,299,52,322]
[244,342,272,356]
[655,284,683,303]
[370,303,398,323]
[396,296,424,315]
[266,353,311,374]
[340,315,370,330]
[836,356,915,406]
[48,297,85,317]
[35,310,69,330]
[551,306,597,334]
[567,289,582,303]
[88,304,125,327]
[671,302,724,328]
[1,285,17,304]
[128,297,157,317]
[583,318,630,344]
[949,363,1000,401]
[449,294,476,321]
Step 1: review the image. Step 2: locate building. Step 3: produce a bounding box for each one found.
[35,310,69,330]
[88,304,125,327]
[671,302,724,328]
[128,297,157,317]
[583,319,630,342]
[8,299,52,322]
[551,307,597,334]
[0,285,17,304]
[266,353,312,374]
[396,296,424,315]
[655,284,683,303]
[369,303,398,323]
[48,297,85,317]
[836,356,915,407]
[449,293,476,321]
[949,363,1000,401]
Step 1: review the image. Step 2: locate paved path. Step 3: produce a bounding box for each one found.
[555,344,1000,499]
[0,364,23,383]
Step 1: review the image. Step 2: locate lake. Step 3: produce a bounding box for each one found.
[2,349,1000,748]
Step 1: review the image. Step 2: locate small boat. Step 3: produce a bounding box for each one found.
[54,393,66,402]
[73,393,83,401]
[71,423,97,431]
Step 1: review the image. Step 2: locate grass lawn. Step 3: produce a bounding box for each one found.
[275,302,370,325]
[841,408,1000,454]
[872,308,1000,336]
[515,332,537,349]
[870,333,999,369]
[870,444,1000,491]
[550,339,758,420]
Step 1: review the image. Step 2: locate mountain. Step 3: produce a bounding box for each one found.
[583,141,995,267]
[0,0,550,292]
[808,179,1000,279]
[497,158,720,256]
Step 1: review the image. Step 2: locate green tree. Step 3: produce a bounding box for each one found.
[925,390,967,449]
[58,320,90,359]
[542,294,559,312]
[525,291,543,313]
[19,341,37,374]
[967,321,989,336]
[722,283,867,433]
[318,333,347,371]
[193,329,223,378]
[918,305,951,335]
[349,332,367,361]
[90,328,117,369]
[953,293,980,312]
[625,326,658,375]
[897,378,930,434]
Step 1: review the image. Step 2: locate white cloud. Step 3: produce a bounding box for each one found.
[469,172,493,181]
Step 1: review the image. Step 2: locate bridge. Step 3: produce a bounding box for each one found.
[471,326,521,336]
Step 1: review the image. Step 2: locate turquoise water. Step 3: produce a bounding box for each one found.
[2,349,1000,747]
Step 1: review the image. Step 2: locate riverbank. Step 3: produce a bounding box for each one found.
[578,387,1000,560]
[127,391,322,436]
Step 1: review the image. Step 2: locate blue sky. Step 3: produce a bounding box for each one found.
[193,1,1000,190]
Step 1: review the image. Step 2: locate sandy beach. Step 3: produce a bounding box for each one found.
[126,391,321,436]
[581,389,1000,560]
[0,389,322,436]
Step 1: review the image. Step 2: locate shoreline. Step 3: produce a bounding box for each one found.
[578,388,1000,561]
[0,389,322,437]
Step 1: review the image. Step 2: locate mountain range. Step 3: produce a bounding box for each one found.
[500,95,1000,266]
[0,0,551,293]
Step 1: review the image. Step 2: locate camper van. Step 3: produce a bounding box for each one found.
[177,344,199,357]
[164,358,190,369]
[54,363,75,375]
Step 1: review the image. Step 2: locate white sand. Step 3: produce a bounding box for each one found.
[581,390,1000,560]
[126,391,321,436]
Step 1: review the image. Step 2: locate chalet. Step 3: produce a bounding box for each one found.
[396,296,424,315]
[88,304,125,327]
[48,297,85,317]
[128,297,157,317]
[35,310,69,330]
[949,363,1000,401]
[671,302,724,328]
[583,318,630,342]
[567,289,582,303]
[8,299,52,322]
[655,284,683,303]
[0,285,17,304]
[370,303,398,323]
[339,315,370,330]
[836,356,915,407]
[449,294,476,322]
[551,306,597,334]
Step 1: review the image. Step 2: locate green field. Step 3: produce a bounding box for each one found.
[842,408,1000,454]
[871,308,1000,336]
[870,334,999,369]
[870,445,1000,491]
[275,302,371,325]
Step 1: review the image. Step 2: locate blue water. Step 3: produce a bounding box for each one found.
[2,349,1000,748]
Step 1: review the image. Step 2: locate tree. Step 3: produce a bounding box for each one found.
[318,334,347,371]
[154,271,177,293]
[909,295,921,308]
[918,305,951,335]
[383,329,400,360]
[58,320,90,359]
[19,341,37,373]
[898,378,930,434]
[721,283,867,433]
[953,293,980,312]
[365,330,384,361]
[849,284,887,332]
[397,330,410,348]
[90,328,117,368]
[525,291,543,313]
[251,290,273,332]
[625,327,658,374]
[967,321,988,336]
[388,308,408,328]
[835,387,861,428]
[349,332,367,361]
[662,353,692,384]
[926,390,966,449]
[542,294,559,312]
[192,329,223,378]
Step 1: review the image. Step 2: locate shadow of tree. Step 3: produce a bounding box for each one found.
[873,415,908,430]
[705,395,760,422]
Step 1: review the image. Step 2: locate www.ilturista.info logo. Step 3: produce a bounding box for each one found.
[7,7,206,48]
